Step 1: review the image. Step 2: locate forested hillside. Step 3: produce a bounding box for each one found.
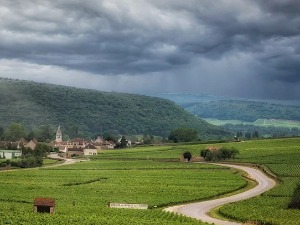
[155,93,300,138]
[0,78,226,139]
[155,93,300,122]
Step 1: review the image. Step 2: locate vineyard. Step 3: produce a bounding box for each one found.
[94,138,300,224]
[218,138,300,225]
[0,137,299,224]
[0,157,245,224]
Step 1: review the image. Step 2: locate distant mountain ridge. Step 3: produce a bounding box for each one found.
[0,78,227,139]
[154,93,300,106]
[155,93,300,122]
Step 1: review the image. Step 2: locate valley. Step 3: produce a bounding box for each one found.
[155,93,300,138]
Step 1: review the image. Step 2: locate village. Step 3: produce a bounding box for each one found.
[0,126,131,159]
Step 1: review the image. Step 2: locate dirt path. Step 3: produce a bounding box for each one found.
[164,163,276,225]
[46,153,88,168]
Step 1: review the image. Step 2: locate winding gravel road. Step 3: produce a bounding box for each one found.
[47,153,87,167]
[164,163,276,225]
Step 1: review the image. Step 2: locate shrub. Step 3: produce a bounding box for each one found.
[288,184,300,209]
[183,151,192,161]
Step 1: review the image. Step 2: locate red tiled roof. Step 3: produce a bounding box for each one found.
[108,141,115,145]
[72,138,84,142]
[34,198,55,207]
[58,146,66,150]
[68,148,84,152]
[93,143,102,146]
[85,143,97,149]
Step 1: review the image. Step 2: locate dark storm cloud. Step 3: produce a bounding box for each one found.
[0,0,300,99]
[257,0,300,16]
[0,0,191,74]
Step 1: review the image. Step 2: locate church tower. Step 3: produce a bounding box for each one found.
[55,125,62,143]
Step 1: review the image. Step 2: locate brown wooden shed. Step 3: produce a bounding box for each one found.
[34,198,55,214]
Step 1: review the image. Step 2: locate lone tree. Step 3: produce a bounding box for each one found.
[183,151,192,161]
[119,136,128,148]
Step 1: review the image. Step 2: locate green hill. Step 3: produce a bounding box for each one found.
[153,93,300,137]
[0,78,226,139]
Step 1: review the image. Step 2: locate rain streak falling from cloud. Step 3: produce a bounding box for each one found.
[0,0,300,99]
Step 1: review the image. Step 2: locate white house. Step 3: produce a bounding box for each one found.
[0,150,22,159]
[83,143,98,156]
[107,141,116,149]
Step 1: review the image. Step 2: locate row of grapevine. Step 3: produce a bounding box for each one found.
[218,137,300,224]
[0,158,242,224]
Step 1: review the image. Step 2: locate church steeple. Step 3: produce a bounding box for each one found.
[55,125,62,142]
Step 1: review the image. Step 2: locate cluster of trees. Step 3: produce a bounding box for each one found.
[0,123,27,141]
[0,143,52,168]
[168,128,199,143]
[142,134,155,145]
[200,147,239,161]
[224,124,300,139]
[0,122,54,142]
[181,147,239,162]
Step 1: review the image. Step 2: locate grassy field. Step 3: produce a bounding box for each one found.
[95,138,300,224]
[0,137,299,224]
[217,138,300,225]
[0,155,245,224]
[204,118,300,128]
[204,118,252,126]
[254,119,300,128]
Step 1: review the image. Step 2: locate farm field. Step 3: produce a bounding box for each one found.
[254,119,300,128]
[204,117,300,129]
[0,137,299,224]
[217,138,300,225]
[0,156,245,224]
[96,138,300,224]
[204,118,252,126]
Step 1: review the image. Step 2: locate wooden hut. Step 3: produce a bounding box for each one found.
[34,198,55,213]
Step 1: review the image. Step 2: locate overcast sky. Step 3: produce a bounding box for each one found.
[1,0,300,99]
